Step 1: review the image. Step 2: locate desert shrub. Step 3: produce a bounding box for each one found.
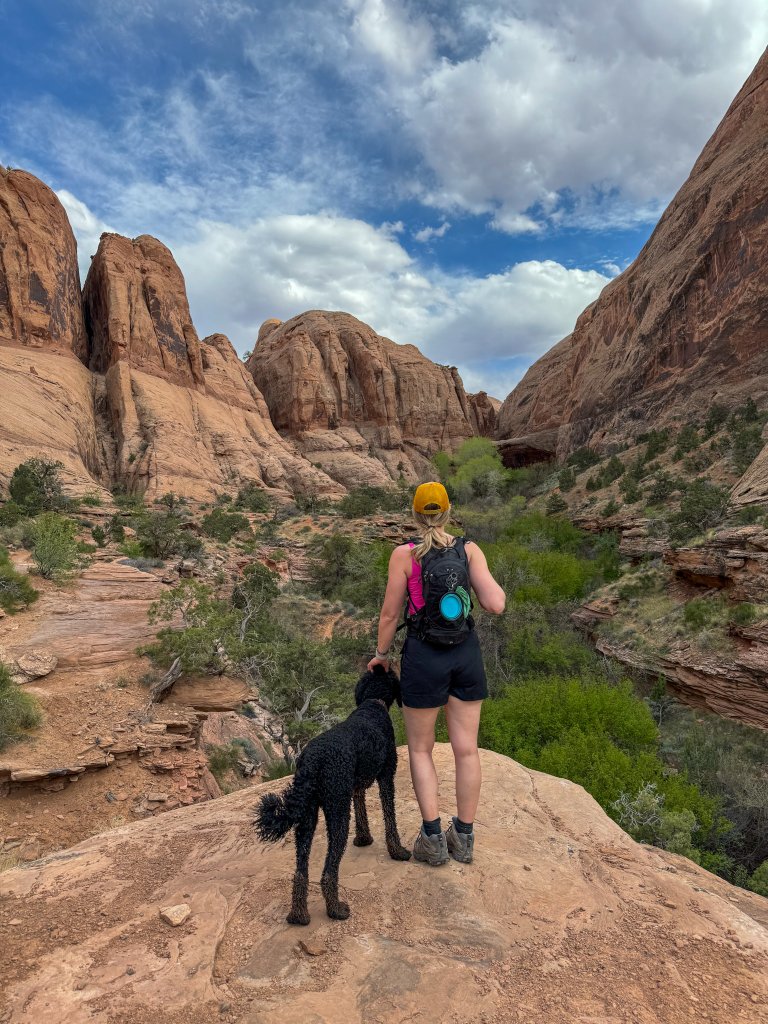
[207,743,242,786]
[27,513,80,579]
[459,499,525,544]
[295,491,332,514]
[235,483,271,513]
[478,675,713,831]
[505,461,556,498]
[135,509,201,560]
[432,450,453,481]
[146,581,240,673]
[619,475,642,503]
[483,541,593,606]
[735,504,765,525]
[0,661,42,751]
[641,429,670,462]
[79,491,102,507]
[704,403,729,437]
[0,546,38,613]
[337,485,406,519]
[567,447,601,471]
[646,471,680,505]
[613,783,700,860]
[730,423,764,475]
[308,533,355,598]
[9,458,68,515]
[108,515,126,542]
[122,557,164,571]
[92,525,106,547]
[601,498,620,518]
[201,507,251,543]
[557,466,576,492]
[670,478,730,542]
[156,492,188,513]
[673,423,701,459]
[729,602,758,627]
[307,534,390,613]
[0,501,25,527]
[262,759,293,781]
[748,860,768,897]
[545,493,567,516]
[586,455,625,492]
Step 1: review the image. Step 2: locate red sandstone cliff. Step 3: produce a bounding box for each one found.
[496,49,768,476]
[0,167,87,358]
[248,310,495,488]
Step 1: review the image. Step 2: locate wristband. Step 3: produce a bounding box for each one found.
[375,649,389,660]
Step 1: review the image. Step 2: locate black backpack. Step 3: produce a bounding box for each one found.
[405,537,474,646]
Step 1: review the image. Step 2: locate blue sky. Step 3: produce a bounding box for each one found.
[1,1,765,397]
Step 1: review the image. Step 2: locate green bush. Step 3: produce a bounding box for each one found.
[748,860,768,897]
[336,485,406,519]
[92,525,107,547]
[0,501,25,527]
[0,662,42,751]
[557,466,576,492]
[730,424,763,475]
[484,541,593,606]
[79,491,102,507]
[642,429,670,462]
[201,507,251,543]
[545,493,568,516]
[479,675,714,831]
[235,483,272,513]
[9,459,68,515]
[567,447,601,471]
[729,602,757,626]
[27,513,80,579]
[619,475,642,503]
[704,403,729,437]
[601,498,620,518]
[671,478,730,540]
[207,742,242,786]
[0,546,38,613]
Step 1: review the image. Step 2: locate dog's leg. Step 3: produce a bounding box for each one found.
[352,786,373,847]
[320,802,351,920]
[377,772,412,861]
[287,808,317,926]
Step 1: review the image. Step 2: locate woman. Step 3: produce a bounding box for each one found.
[367,481,506,866]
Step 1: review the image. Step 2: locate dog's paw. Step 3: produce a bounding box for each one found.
[389,845,412,861]
[327,901,350,920]
[353,834,374,847]
[286,910,311,926]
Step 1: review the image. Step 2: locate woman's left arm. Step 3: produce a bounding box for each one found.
[466,541,506,614]
[367,547,409,671]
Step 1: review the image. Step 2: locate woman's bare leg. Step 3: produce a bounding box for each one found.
[402,705,441,820]
[445,697,482,823]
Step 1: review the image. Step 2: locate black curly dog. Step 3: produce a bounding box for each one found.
[254,666,411,924]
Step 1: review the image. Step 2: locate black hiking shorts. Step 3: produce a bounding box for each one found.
[399,629,488,709]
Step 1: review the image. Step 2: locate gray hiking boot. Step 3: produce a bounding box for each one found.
[446,818,474,864]
[413,827,449,866]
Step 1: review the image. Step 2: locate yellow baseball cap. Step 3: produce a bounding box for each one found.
[413,481,450,515]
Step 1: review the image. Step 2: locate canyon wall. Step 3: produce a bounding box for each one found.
[496,48,768,493]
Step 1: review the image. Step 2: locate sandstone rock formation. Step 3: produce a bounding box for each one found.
[249,311,496,488]
[0,168,87,358]
[496,49,768,477]
[83,233,205,388]
[1,746,767,1024]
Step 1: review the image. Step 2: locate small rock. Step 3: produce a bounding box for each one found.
[145,792,169,803]
[299,938,327,957]
[160,903,192,927]
[523,864,532,872]
[9,919,22,926]
[126,967,135,976]
[662,900,677,910]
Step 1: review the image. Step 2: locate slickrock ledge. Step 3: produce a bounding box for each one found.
[1,745,766,1024]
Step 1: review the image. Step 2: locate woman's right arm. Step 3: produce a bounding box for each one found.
[466,542,506,615]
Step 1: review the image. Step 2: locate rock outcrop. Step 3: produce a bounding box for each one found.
[83,233,205,388]
[1,746,767,1024]
[248,310,494,488]
[0,168,87,358]
[496,49,768,474]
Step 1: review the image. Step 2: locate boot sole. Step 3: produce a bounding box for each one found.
[413,850,450,866]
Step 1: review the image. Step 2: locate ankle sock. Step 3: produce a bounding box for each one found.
[453,816,473,835]
[422,817,442,837]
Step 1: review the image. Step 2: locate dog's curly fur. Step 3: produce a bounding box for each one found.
[254,666,411,925]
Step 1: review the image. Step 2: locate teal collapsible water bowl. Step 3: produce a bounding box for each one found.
[439,592,463,621]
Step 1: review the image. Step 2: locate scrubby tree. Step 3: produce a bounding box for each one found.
[27,513,79,579]
[0,661,42,751]
[9,459,67,514]
[0,545,38,612]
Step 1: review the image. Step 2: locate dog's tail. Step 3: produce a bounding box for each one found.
[254,769,316,843]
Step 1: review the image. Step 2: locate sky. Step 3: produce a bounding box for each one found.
[0,2,765,398]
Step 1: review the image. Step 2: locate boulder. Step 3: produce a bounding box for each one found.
[496,49,768,466]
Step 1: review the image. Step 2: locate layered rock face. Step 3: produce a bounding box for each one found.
[248,310,495,488]
[497,49,768,474]
[2,745,767,1023]
[0,168,87,358]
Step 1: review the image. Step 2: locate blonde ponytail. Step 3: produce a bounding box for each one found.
[412,507,455,561]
